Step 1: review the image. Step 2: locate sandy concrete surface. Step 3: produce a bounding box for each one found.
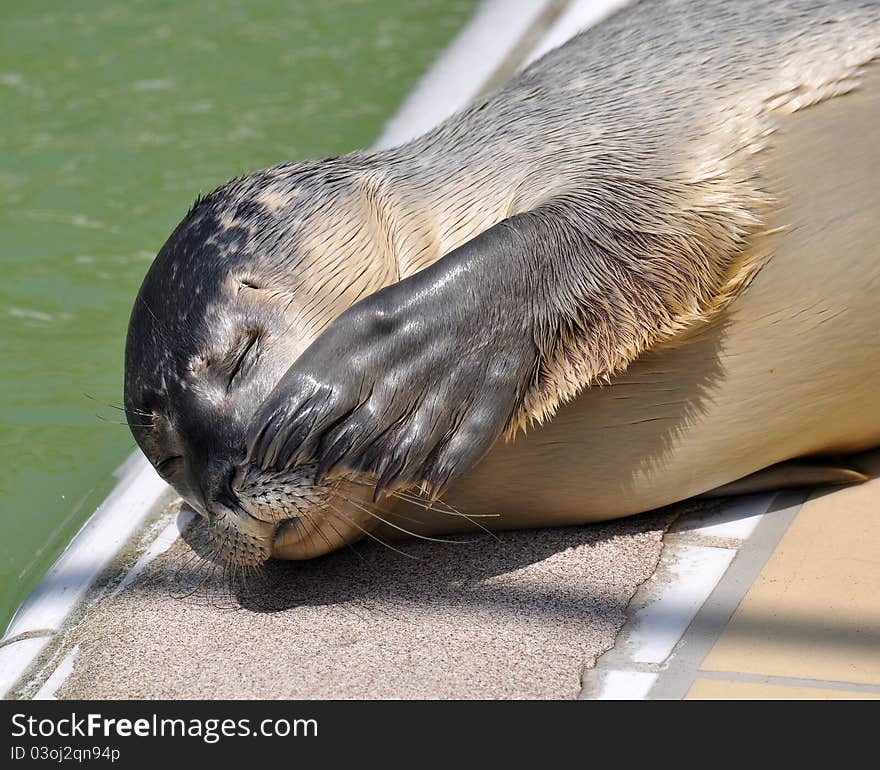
[55,508,677,699]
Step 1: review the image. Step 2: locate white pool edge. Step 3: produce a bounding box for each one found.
[0,451,173,697]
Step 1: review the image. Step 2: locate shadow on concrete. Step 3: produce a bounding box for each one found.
[166,507,674,617]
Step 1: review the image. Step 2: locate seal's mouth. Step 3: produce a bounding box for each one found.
[273,517,298,540]
[213,500,275,539]
[195,462,379,564]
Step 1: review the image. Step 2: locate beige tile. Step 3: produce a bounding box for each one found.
[701,469,880,685]
[686,678,880,700]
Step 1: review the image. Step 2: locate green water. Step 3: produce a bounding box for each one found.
[0,0,476,632]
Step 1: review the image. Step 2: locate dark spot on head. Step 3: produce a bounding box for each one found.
[232,198,264,222]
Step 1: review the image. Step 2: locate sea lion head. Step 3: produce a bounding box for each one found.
[124,157,398,566]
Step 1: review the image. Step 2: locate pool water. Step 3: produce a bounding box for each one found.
[0,0,477,631]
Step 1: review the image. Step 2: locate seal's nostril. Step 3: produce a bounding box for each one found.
[218,472,240,508]
[230,462,247,494]
[210,498,274,539]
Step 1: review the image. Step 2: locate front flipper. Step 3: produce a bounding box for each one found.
[246,197,752,498]
[246,220,541,498]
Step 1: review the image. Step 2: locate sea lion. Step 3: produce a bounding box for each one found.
[125,0,880,566]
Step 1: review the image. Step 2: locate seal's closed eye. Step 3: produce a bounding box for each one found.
[155,455,183,478]
[222,329,260,393]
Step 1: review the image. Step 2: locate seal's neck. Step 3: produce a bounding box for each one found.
[373,140,524,279]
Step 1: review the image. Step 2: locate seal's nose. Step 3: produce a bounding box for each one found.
[190,454,240,518]
[196,463,274,540]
